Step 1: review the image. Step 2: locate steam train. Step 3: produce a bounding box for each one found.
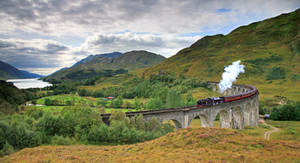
[197,85,258,107]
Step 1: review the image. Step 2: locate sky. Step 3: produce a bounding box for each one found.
[0,0,299,75]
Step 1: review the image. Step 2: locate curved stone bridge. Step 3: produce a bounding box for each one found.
[101,82,259,129]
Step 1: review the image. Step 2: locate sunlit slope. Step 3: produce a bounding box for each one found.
[1,128,299,162]
[143,9,300,102]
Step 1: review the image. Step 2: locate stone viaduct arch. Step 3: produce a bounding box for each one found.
[101,83,259,130]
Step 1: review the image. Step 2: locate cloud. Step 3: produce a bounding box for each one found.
[0,39,74,75]
[0,0,299,75]
[79,32,201,57]
[0,32,200,74]
[1,0,299,37]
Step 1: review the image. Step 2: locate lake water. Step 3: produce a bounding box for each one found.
[6,78,52,89]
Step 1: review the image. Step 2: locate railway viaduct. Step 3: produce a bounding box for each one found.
[101,82,259,129]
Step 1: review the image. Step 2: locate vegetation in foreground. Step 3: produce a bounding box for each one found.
[0,108,174,157]
[1,127,299,162]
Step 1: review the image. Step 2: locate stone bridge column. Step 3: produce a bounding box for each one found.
[251,95,259,126]
[219,109,232,128]
[232,106,244,129]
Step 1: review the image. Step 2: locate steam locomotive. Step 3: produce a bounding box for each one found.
[197,85,258,107]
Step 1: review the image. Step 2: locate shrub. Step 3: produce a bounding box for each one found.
[36,114,63,136]
[166,89,184,108]
[109,110,126,122]
[291,74,300,81]
[110,96,123,108]
[266,67,286,80]
[50,135,73,145]
[270,102,300,121]
[145,97,163,110]
[108,120,130,143]
[87,124,108,143]
[44,98,53,106]
[0,141,14,156]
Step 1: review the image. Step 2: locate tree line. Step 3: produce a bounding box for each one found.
[0,108,174,156]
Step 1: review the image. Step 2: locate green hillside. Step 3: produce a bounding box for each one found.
[44,50,165,82]
[0,61,42,80]
[143,9,300,103]
[0,80,36,114]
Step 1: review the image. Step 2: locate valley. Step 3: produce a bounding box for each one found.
[0,6,300,163]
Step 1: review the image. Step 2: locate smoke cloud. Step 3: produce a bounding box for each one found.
[218,60,245,93]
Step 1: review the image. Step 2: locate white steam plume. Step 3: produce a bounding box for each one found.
[218,60,245,93]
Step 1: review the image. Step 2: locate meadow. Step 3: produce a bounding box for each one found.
[1,126,299,162]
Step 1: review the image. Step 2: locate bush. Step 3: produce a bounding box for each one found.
[110,96,123,108]
[166,89,184,108]
[50,135,73,145]
[44,98,53,106]
[266,67,286,80]
[145,97,163,110]
[291,74,300,82]
[270,102,300,121]
[87,124,108,143]
[0,141,14,156]
[109,110,126,122]
[36,114,63,136]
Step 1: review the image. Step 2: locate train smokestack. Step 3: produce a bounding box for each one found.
[218,60,245,94]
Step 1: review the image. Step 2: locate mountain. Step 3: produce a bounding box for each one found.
[0,60,43,80]
[142,9,300,102]
[20,70,43,78]
[44,50,165,82]
[71,52,122,67]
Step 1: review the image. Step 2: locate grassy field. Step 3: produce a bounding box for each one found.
[188,119,300,142]
[266,120,300,141]
[1,127,299,162]
[26,105,137,114]
[28,94,140,114]
[36,94,95,106]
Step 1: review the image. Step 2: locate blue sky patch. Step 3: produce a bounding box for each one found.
[216,8,232,13]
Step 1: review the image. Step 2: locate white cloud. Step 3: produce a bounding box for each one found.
[79,32,201,57]
[0,0,299,75]
[0,39,75,75]
[0,0,298,37]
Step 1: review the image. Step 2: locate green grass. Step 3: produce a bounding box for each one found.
[27,105,137,114]
[266,120,300,141]
[36,94,94,106]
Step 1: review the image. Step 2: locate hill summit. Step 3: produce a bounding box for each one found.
[44,50,165,82]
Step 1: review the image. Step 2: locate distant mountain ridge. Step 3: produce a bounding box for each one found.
[44,50,165,82]
[0,60,43,80]
[72,52,122,67]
